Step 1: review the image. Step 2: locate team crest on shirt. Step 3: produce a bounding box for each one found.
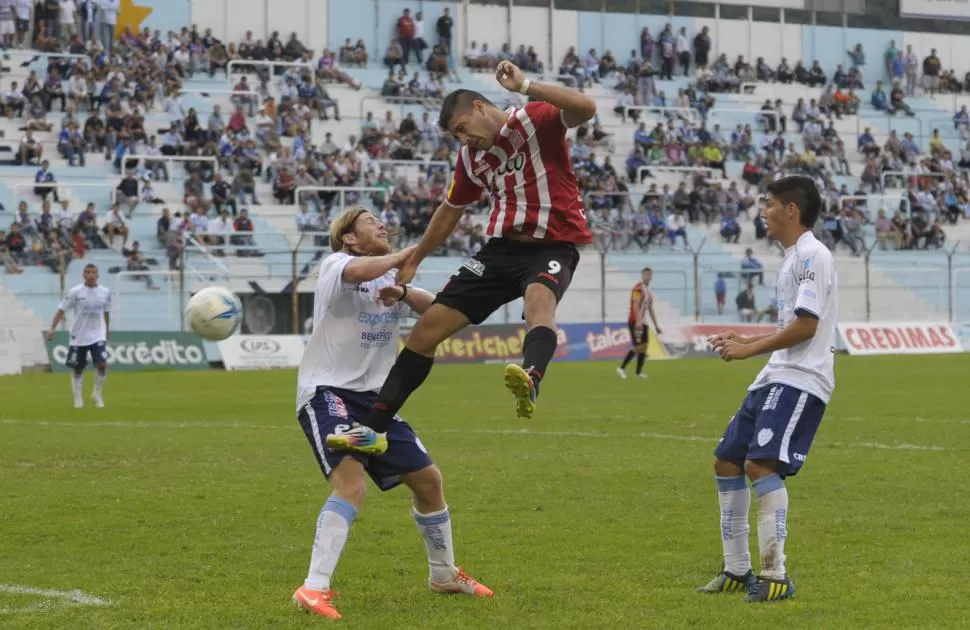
[757,428,774,447]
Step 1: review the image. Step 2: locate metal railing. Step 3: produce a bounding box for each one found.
[880,169,948,191]
[36,233,970,331]
[358,95,441,122]
[637,165,720,184]
[13,181,118,204]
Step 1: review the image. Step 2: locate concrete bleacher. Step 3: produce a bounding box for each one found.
[3,47,970,352]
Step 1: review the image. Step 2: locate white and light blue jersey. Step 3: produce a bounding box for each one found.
[296,253,415,411]
[59,283,111,347]
[749,231,838,403]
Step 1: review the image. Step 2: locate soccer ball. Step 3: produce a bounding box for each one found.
[186,286,242,341]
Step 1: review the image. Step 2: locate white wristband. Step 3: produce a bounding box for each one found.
[518,78,531,95]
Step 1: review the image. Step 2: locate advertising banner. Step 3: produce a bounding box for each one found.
[661,323,777,359]
[416,322,668,364]
[218,335,306,370]
[838,322,963,356]
[900,0,970,20]
[45,332,208,372]
[0,327,21,375]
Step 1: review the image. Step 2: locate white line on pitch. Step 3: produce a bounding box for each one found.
[0,584,111,615]
[0,419,951,452]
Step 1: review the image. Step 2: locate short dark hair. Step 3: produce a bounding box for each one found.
[84,263,98,271]
[766,175,822,228]
[438,89,493,131]
[641,267,652,273]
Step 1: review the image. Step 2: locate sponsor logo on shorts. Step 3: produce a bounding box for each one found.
[793,453,806,462]
[461,259,486,277]
[538,272,560,285]
[762,386,782,411]
[324,391,348,419]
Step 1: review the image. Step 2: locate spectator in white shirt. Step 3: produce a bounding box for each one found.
[98,0,119,53]
[207,209,231,255]
[665,211,689,248]
[295,204,319,232]
[101,203,128,246]
[58,0,77,45]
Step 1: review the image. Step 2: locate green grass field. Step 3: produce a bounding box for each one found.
[2,355,970,629]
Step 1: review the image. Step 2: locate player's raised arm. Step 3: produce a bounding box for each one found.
[495,60,596,128]
[407,200,464,269]
[342,245,415,285]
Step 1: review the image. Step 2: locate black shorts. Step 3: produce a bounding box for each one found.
[434,238,580,325]
[628,322,649,347]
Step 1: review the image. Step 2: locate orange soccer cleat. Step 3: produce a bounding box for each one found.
[429,567,494,598]
[292,585,341,619]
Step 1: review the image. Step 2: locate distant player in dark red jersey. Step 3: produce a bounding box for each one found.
[331,61,596,449]
[618,267,662,379]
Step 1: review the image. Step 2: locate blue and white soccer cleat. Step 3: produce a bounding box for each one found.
[743,575,795,603]
[696,570,757,594]
[325,423,388,456]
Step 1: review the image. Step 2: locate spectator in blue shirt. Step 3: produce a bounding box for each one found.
[714,272,727,314]
[955,106,969,130]
[870,81,888,110]
[740,247,764,285]
[720,210,740,243]
[34,161,59,201]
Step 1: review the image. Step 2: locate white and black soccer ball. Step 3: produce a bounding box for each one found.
[186,286,242,341]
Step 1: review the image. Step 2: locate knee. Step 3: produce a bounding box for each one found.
[523,284,558,324]
[331,465,368,507]
[408,465,444,504]
[744,458,776,481]
[714,457,744,477]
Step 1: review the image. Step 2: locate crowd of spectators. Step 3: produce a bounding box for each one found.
[4,3,970,302]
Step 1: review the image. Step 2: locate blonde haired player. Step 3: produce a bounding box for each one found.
[292,206,492,619]
[617,267,661,379]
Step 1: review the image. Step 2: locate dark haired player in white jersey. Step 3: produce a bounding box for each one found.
[292,207,491,620]
[698,176,837,602]
[617,267,661,379]
[328,61,596,456]
[46,264,111,409]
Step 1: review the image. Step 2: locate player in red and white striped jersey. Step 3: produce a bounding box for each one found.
[617,267,662,379]
[334,61,596,446]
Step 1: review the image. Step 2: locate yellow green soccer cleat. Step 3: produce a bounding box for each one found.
[503,364,537,420]
[696,570,757,594]
[744,576,795,603]
[326,424,388,456]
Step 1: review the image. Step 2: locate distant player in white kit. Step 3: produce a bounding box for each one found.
[699,176,837,602]
[46,264,111,409]
[292,206,492,620]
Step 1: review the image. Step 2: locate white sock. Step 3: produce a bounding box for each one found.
[304,495,357,591]
[94,371,106,396]
[413,506,456,583]
[71,372,82,399]
[753,474,789,580]
[716,475,751,576]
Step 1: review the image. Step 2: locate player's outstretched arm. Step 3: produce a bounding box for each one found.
[342,245,416,285]
[411,202,464,265]
[495,60,596,128]
[378,285,435,315]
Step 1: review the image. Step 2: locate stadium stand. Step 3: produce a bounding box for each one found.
[2,9,970,368]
